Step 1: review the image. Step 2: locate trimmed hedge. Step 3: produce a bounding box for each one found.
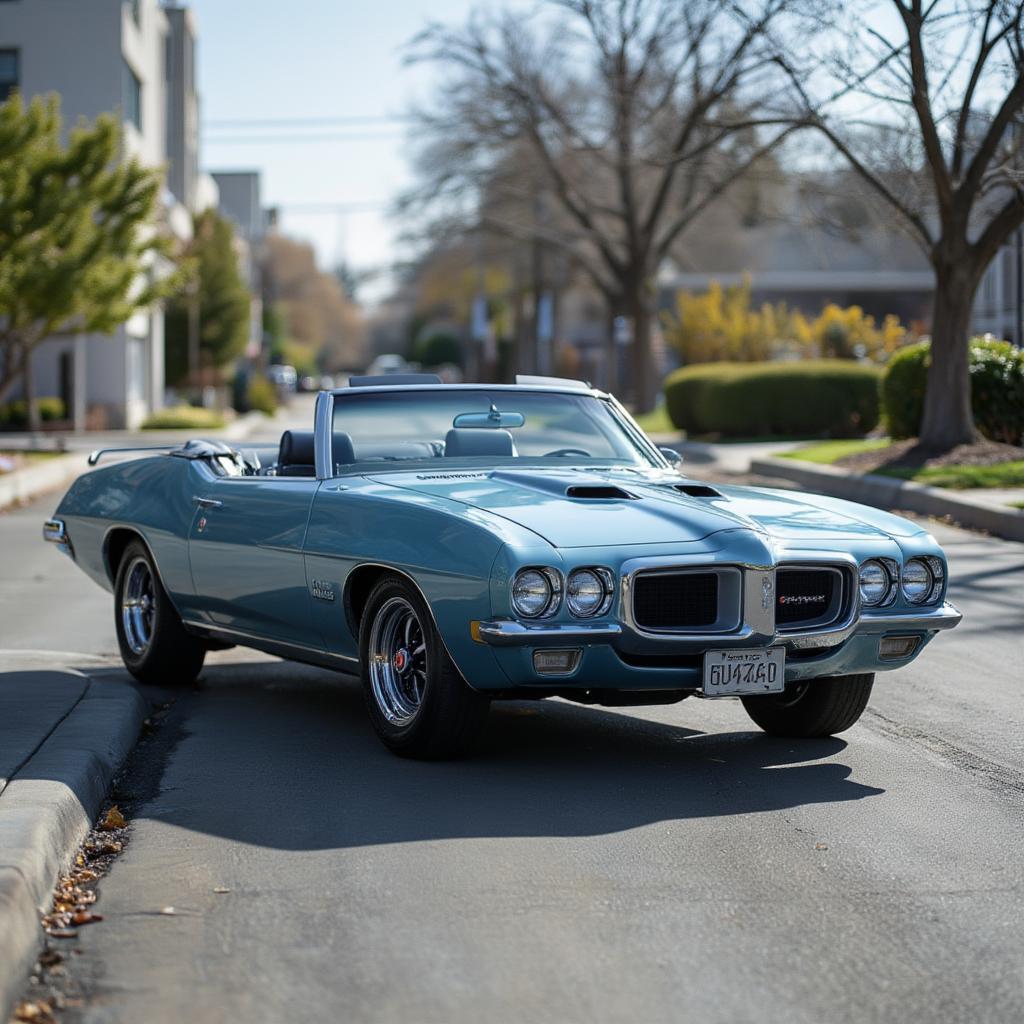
[882,337,1024,444]
[0,397,66,428]
[141,406,225,431]
[663,360,881,438]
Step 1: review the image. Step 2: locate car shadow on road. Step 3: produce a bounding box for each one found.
[82,659,885,852]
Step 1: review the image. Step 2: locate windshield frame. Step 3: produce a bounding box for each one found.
[312,385,668,479]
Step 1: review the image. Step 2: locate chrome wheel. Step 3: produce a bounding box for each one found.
[121,556,155,655]
[368,596,428,725]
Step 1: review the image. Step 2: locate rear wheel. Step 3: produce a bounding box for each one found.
[113,539,205,686]
[360,574,489,759]
[741,673,874,738]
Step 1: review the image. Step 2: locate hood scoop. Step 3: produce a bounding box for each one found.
[566,484,637,500]
[674,483,722,498]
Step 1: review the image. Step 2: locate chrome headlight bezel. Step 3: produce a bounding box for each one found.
[901,557,933,604]
[859,558,898,607]
[566,567,615,618]
[511,566,562,619]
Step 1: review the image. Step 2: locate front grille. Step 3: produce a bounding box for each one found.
[633,572,719,630]
[776,568,841,628]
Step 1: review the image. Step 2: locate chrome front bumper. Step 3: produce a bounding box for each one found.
[477,601,962,648]
[42,517,73,556]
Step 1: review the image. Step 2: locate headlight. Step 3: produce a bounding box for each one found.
[566,567,613,617]
[901,558,932,604]
[859,559,891,606]
[511,567,561,618]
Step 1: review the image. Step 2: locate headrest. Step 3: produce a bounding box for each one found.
[333,431,356,469]
[278,429,316,468]
[444,428,516,458]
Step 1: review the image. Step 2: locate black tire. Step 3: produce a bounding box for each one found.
[741,673,874,738]
[360,574,490,759]
[113,539,206,686]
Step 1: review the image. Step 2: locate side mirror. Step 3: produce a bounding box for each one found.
[658,446,682,467]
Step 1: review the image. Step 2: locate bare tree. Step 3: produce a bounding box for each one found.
[783,0,1024,449]
[405,0,795,409]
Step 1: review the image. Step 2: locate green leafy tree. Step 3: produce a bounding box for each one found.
[165,209,251,386]
[0,94,174,429]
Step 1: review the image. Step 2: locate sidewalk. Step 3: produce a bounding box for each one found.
[0,408,274,512]
[0,668,147,1020]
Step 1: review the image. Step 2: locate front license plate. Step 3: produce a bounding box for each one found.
[702,647,785,697]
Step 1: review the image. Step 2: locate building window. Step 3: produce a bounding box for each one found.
[0,50,18,103]
[122,60,142,131]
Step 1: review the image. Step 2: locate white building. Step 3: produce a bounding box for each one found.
[2,0,204,429]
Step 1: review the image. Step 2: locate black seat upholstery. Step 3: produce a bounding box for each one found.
[333,431,356,470]
[277,430,316,476]
[443,428,516,458]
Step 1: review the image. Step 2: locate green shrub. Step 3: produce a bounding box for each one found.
[663,360,881,438]
[0,397,66,427]
[882,337,1024,444]
[141,406,225,430]
[413,331,463,368]
[245,375,278,416]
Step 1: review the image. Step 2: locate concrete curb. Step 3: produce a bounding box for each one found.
[0,454,89,513]
[750,456,1024,543]
[0,674,147,1020]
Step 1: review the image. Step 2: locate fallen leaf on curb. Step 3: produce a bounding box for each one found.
[814,842,829,851]
[13,1000,55,1023]
[99,806,126,831]
[46,928,78,940]
[71,911,103,926]
[213,887,231,894]
[37,950,63,968]
[159,906,176,915]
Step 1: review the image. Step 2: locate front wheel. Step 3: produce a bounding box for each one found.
[114,539,206,686]
[360,575,489,759]
[741,673,874,738]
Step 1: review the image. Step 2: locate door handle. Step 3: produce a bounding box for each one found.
[193,496,223,509]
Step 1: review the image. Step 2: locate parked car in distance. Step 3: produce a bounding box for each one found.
[43,374,961,759]
[299,375,318,393]
[268,364,297,395]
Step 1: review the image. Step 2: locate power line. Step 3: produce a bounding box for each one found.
[203,114,412,128]
[202,131,406,144]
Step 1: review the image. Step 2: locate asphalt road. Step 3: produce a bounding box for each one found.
[2,442,1023,1023]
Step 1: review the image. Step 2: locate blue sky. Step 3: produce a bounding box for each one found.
[191,0,480,302]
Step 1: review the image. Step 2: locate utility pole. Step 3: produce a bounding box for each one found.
[187,276,200,401]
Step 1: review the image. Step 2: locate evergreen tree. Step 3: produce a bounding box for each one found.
[0,94,173,429]
[165,209,251,387]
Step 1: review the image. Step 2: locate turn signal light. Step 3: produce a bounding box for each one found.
[533,649,582,675]
[879,635,919,660]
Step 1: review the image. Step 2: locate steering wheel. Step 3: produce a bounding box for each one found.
[544,448,590,458]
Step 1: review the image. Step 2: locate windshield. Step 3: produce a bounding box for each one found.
[329,389,657,474]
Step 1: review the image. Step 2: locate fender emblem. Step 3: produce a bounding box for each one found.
[311,579,336,602]
[762,576,773,610]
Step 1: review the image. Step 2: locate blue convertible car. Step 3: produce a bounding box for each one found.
[44,375,961,757]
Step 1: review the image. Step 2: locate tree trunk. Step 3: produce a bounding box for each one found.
[629,288,655,413]
[603,301,619,394]
[25,346,41,434]
[918,263,979,450]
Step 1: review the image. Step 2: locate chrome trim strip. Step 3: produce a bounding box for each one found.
[856,602,962,632]
[181,619,361,666]
[313,390,333,480]
[477,621,623,647]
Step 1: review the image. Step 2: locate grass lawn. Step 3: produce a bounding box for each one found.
[632,405,676,434]
[783,438,1024,490]
[1011,502,1024,510]
[779,438,891,464]
[141,406,225,431]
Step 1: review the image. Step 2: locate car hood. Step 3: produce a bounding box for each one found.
[368,466,921,548]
